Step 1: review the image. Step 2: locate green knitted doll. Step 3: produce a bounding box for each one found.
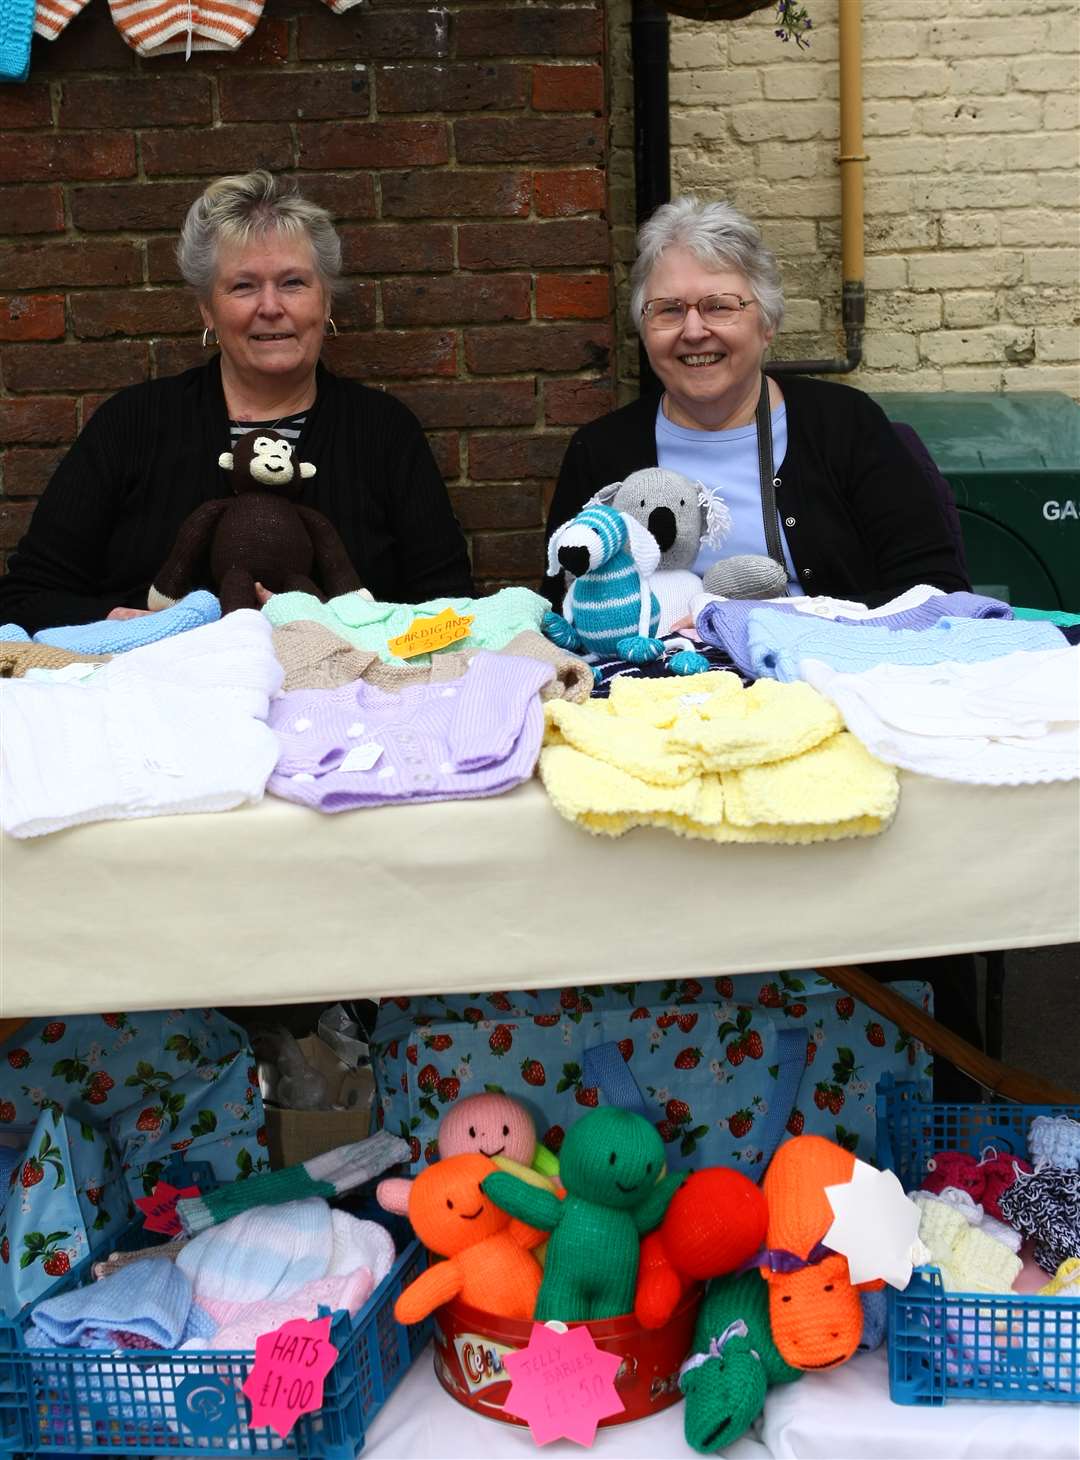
[481,1107,682,1321]
[679,1270,801,1454]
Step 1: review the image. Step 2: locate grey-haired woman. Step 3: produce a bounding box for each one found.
[0,171,472,635]
[543,196,967,610]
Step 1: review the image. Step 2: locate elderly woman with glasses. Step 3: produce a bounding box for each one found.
[543,196,968,610]
[0,170,472,635]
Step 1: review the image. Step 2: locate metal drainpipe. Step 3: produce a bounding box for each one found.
[769,0,866,375]
[631,0,670,394]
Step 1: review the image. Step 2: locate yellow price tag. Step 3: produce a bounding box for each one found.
[387,606,475,659]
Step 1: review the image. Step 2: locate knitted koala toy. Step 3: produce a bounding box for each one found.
[482,1106,684,1321]
[588,467,788,622]
[149,429,364,615]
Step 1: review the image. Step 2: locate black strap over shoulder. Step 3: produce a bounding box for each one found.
[755,374,787,594]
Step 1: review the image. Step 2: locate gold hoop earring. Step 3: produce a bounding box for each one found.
[201,326,216,348]
[325,318,338,338]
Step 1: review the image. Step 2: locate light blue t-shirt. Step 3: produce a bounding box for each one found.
[655,401,803,596]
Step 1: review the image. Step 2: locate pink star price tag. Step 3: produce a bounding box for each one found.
[133,1181,200,1237]
[242,1316,339,1440]
[502,1321,624,1447]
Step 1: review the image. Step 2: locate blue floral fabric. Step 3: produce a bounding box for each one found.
[370,974,932,1174]
[0,1010,267,1314]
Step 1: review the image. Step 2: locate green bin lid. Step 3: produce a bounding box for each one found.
[871,391,1080,473]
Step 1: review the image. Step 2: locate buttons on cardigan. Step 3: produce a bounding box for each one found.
[785,516,797,528]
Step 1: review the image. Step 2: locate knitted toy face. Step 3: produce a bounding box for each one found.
[659,1167,768,1280]
[765,1252,863,1369]
[558,1108,664,1210]
[438,1092,536,1166]
[222,430,315,499]
[601,467,731,572]
[407,1153,510,1257]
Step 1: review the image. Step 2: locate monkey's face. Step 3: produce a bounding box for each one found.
[235,433,302,498]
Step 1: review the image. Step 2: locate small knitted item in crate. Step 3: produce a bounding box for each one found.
[1028,1115,1080,1172]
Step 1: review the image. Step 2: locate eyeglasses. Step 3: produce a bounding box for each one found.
[641,293,757,329]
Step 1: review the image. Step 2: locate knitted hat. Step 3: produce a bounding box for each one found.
[176,1197,334,1304]
[1028,1115,1080,1173]
[438,1091,536,1165]
[34,589,221,654]
[107,0,265,55]
[760,1135,867,1370]
[32,1258,195,1349]
[1,0,35,80]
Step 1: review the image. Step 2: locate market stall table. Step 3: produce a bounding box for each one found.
[3,774,1078,1018]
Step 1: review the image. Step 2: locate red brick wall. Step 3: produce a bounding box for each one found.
[0,0,615,590]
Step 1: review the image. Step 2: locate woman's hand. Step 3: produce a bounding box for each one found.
[106,607,156,620]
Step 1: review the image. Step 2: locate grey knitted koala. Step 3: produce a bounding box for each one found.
[587,466,786,630]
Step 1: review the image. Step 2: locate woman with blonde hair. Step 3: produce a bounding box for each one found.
[0,171,472,634]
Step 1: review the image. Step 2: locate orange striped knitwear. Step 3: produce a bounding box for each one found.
[107,0,265,55]
[33,0,92,41]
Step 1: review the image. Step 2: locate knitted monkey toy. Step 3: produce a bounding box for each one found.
[392,1153,544,1324]
[149,429,364,615]
[482,1107,683,1321]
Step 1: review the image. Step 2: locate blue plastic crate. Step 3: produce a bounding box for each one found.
[876,1076,1079,1406]
[0,1178,430,1457]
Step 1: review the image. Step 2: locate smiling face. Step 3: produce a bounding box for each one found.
[438,1092,536,1165]
[408,1153,509,1256]
[641,245,774,431]
[559,1108,664,1209]
[200,229,329,395]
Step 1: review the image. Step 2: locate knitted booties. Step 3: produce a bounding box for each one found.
[1028,1115,1080,1173]
[977,1151,1033,1220]
[616,633,666,664]
[922,1150,986,1202]
[669,649,712,675]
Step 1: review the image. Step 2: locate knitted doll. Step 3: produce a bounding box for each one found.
[376,1091,556,1217]
[481,1107,683,1321]
[679,1270,801,1454]
[149,429,364,615]
[542,504,666,664]
[634,1165,768,1329]
[759,1134,884,1371]
[392,1153,544,1324]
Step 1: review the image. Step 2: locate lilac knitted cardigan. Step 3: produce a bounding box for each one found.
[695,590,1013,679]
[267,650,553,812]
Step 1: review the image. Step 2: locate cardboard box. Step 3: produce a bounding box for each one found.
[266,1035,374,1170]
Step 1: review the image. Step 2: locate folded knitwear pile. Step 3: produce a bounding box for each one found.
[1,583,1076,840]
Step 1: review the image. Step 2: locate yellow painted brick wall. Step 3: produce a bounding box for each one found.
[611,0,1079,400]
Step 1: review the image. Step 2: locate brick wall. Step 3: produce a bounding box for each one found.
[612,0,1080,400]
[0,0,615,587]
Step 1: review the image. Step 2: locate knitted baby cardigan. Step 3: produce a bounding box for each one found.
[272,620,592,702]
[0,611,282,839]
[538,672,898,843]
[744,609,1063,684]
[263,586,548,665]
[693,585,1013,679]
[268,650,554,813]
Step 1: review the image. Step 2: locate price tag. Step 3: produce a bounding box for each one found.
[133,1181,200,1237]
[824,1158,923,1289]
[387,606,474,658]
[502,1321,624,1446]
[242,1316,339,1439]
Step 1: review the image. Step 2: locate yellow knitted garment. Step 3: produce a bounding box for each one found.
[539,675,898,843]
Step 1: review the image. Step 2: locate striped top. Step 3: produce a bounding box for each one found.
[104,0,266,56]
[229,413,307,449]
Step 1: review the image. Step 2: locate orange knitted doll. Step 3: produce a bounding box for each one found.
[393,1153,544,1325]
[759,1135,884,1371]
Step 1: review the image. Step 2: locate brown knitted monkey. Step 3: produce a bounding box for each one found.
[149,430,364,615]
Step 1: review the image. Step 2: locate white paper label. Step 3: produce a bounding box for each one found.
[823,1159,922,1290]
[339,742,384,773]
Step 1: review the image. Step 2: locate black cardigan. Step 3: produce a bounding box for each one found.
[543,374,970,610]
[0,357,474,634]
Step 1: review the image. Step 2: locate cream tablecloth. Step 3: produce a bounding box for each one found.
[3,774,1078,1018]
